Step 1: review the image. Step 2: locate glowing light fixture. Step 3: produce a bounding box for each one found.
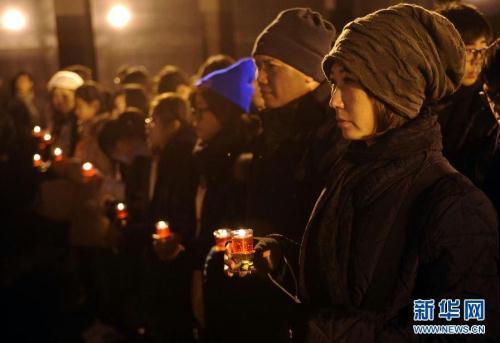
[2,8,27,31]
[107,4,131,29]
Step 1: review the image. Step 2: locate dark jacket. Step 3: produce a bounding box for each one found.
[124,126,198,240]
[246,82,348,243]
[299,113,500,342]
[192,129,248,268]
[51,110,79,157]
[149,125,198,241]
[437,82,499,191]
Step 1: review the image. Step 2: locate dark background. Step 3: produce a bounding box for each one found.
[0,0,498,96]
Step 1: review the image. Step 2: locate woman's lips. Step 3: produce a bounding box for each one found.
[336,118,352,127]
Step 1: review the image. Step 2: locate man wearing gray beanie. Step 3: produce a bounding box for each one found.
[247,6,347,246]
[228,7,348,342]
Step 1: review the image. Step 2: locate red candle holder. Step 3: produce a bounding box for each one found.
[213,228,231,251]
[53,147,63,162]
[115,202,128,220]
[81,162,96,178]
[153,220,171,240]
[33,153,42,168]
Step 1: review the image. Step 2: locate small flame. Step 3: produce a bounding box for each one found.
[156,220,169,230]
[53,147,62,156]
[82,162,94,171]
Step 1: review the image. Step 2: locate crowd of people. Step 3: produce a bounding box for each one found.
[1,2,500,342]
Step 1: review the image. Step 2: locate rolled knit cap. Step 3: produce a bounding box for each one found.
[253,8,336,82]
[196,58,256,113]
[47,71,84,91]
[322,3,465,119]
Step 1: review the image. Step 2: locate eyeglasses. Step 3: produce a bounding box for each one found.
[465,47,488,62]
[465,37,500,63]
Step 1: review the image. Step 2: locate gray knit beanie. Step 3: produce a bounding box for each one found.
[253,8,336,82]
[322,4,465,119]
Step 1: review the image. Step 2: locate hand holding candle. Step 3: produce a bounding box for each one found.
[224,228,255,276]
[33,153,42,168]
[53,147,63,162]
[152,220,184,262]
[115,202,128,220]
[81,162,96,179]
[153,220,171,240]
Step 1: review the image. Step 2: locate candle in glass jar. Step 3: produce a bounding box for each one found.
[230,228,254,254]
[53,147,63,161]
[115,202,128,220]
[153,220,171,240]
[213,228,231,251]
[33,153,42,167]
[81,162,96,178]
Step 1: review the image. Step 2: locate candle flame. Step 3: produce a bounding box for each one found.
[33,154,41,161]
[33,126,41,134]
[43,133,51,141]
[82,162,94,171]
[234,229,248,238]
[53,147,62,156]
[156,220,169,230]
[214,228,231,238]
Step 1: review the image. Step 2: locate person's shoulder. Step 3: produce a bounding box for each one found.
[421,171,497,238]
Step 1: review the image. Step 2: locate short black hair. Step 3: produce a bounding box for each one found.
[120,66,149,86]
[150,92,189,125]
[197,54,235,78]
[436,3,492,44]
[154,65,190,94]
[123,83,149,113]
[97,108,145,156]
[75,81,104,113]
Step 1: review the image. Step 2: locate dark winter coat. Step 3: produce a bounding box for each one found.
[246,82,348,243]
[437,82,499,191]
[149,125,198,241]
[299,113,500,342]
[192,129,249,268]
[124,125,198,240]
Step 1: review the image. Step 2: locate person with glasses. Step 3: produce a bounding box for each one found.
[141,93,199,342]
[435,3,496,192]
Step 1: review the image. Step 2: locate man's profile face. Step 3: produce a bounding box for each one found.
[254,55,316,109]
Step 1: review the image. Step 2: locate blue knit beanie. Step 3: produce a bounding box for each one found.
[195,58,256,112]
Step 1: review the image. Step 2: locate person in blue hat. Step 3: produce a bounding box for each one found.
[187,58,261,336]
